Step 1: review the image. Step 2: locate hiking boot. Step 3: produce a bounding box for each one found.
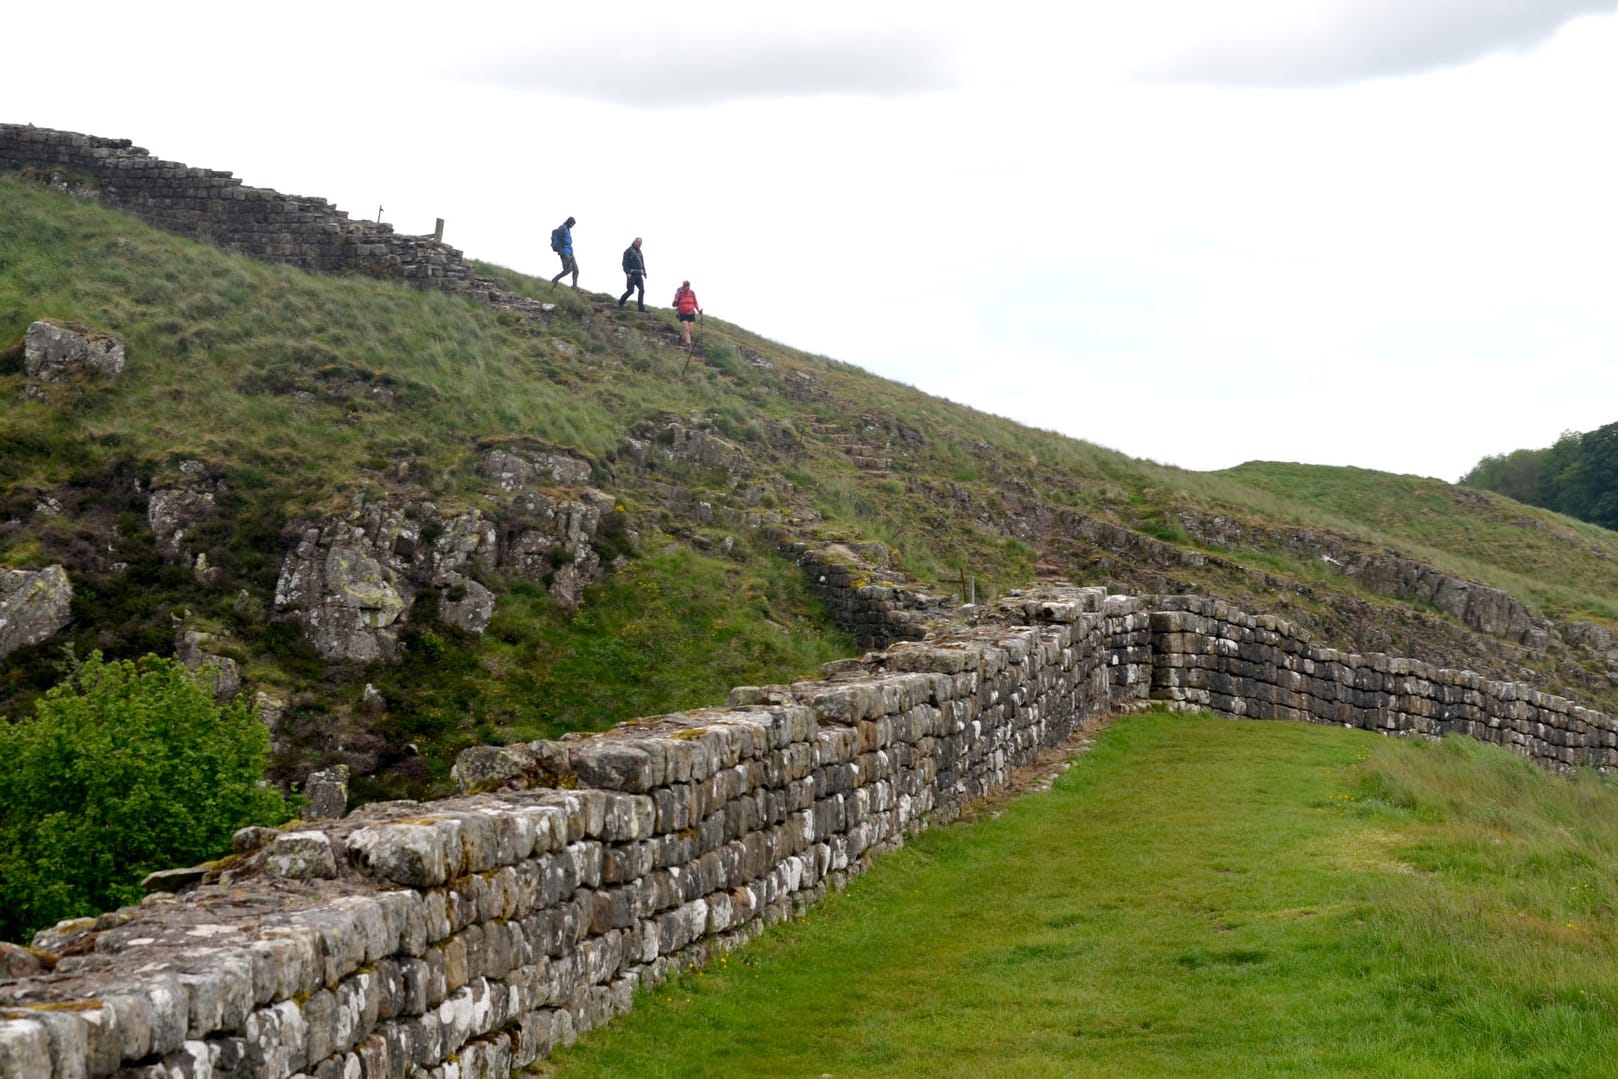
[618,298,626,308]
[637,303,646,312]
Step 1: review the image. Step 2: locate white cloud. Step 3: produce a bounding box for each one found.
[1143,0,1618,86]
[447,25,962,107]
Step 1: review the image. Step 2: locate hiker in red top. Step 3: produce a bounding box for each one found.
[673,281,702,348]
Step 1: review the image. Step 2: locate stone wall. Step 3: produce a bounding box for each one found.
[0,588,1144,1078]
[1148,595,1614,772]
[4,585,1616,1078]
[0,125,475,293]
[780,539,956,650]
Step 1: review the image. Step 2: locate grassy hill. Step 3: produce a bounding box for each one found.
[6,170,1618,804]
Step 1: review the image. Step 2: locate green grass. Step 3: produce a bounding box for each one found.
[540,714,1618,1078]
[11,169,1618,792]
[12,172,1618,632]
[350,541,854,800]
[1217,462,1618,623]
[0,173,1061,598]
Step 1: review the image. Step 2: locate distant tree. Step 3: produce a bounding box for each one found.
[0,652,288,944]
[1540,429,1589,519]
[1573,423,1618,530]
[1461,424,1618,531]
[1460,448,1547,505]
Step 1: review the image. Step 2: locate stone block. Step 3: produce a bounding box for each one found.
[349,824,449,887]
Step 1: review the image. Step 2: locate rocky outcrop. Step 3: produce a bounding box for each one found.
[1174,510,1552,649]
[274,467,612,660]
[275,520,414,662]
[481,446,593,491]
[621,418,752,476]
[22,321,126,383]
[1347,555,1548,647]
[301,765,351,821]
[147,461,224,564]
[0,565,72,658]
[174,629,243,700]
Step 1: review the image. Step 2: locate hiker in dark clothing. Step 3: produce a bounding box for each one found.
[619,237,646,310]
[673,280,701,347]
[550,217,578,288]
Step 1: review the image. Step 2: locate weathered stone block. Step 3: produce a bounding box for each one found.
[349,824,449,887]
[265,831,340,879]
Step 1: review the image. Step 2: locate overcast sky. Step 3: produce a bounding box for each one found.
[10,0,1618,481]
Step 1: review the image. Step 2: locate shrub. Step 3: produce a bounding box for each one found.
[0,652,289,943]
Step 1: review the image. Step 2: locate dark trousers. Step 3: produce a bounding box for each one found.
[551,251,578,285]
[620,271,645,308]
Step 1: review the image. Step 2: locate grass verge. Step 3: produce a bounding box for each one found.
[537,713,1618,1078]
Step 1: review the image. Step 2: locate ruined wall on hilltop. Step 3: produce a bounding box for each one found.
[0,125,476,291]
[779,538,956,650]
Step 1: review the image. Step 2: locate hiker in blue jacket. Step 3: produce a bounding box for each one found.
[550,216,578,288]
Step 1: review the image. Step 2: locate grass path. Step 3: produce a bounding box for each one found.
[536,713,1618,1078]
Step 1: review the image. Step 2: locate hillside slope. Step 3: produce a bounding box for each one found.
[5,171,1618,804]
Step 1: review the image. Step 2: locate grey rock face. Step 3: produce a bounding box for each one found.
[230,826,280,853]
[481,447,592,491]
[147,469,221,563]
[440,577,496,634]
[23,320,126,382]
[625,419,750,474]
[1174,510,1554,650]
[140,865,210,895]
[302,765,351,821]
[0,942,45,979]
[275,525,411,662]
[254,691,288,752]
[502,490,610,611]
[175,629,243,700]
[0,565,73,658]
[274,488,612,658]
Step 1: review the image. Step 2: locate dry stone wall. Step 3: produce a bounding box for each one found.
[5,586,1618,1078]
[1149,595,1616,772]
[779,538,955,650]
[0,588,1144,1078]
[0,126,474,293]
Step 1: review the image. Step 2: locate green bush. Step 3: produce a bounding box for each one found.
[0,652,290,943]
